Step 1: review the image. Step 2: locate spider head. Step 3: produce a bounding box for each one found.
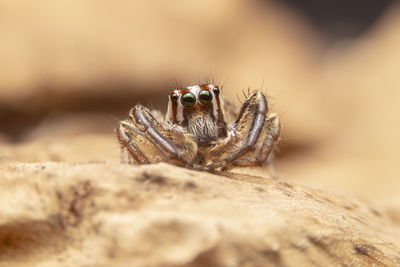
[166,84,226,145]
[166,84,221,123]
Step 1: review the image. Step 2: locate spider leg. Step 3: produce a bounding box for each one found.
[116,122,151,164]
[220,113,280,170]
[208,92,280,169]
[127,105,197,166]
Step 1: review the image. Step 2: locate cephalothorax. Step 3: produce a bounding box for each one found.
[116,84,280,170]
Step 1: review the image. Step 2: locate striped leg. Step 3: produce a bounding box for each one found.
[116,105,197,166]
[207,92,280,170]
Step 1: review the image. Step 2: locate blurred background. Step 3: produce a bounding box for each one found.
[0,0,399,214]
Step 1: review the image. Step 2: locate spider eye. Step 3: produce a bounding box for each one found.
[198,90,213,105]
[181,92,196,108]
[213,86,220,96]
[170,93,179,103]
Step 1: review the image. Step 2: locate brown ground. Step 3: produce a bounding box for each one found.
[1,0,400,266]
[1,163,399,266]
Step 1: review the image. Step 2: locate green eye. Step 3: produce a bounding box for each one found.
[198,90,213,105]
[181,92,196,108]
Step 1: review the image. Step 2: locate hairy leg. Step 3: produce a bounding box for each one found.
[207,92,279,169]
[116,121,154,164]
[117,105,198,166]
[221,113,280,170]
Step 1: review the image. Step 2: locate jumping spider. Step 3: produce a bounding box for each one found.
[116,84,280,170]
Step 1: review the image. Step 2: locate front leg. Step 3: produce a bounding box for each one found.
[116,121,155,164]
[116,105,198,166]
[221,113,280,170]
[208,91,280,169]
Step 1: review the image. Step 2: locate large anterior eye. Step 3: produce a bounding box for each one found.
[198,90,213,105]
[181,92,196,108]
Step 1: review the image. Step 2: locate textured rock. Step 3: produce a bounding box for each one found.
[0,162,399,266]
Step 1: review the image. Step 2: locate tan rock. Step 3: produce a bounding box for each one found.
[0,162,399,266]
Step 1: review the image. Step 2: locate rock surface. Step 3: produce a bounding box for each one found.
[0,162,399,266]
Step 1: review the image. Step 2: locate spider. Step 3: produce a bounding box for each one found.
[116,84,280,170]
